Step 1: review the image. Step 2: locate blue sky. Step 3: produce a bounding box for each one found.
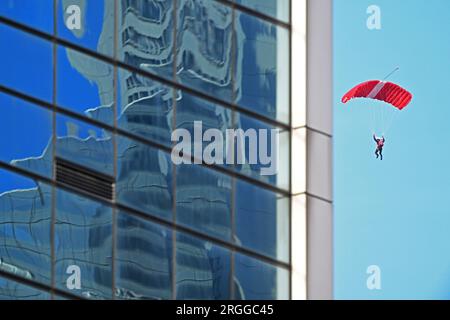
[334,0,450,299]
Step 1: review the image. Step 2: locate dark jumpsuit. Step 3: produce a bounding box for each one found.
[373,134,385,160]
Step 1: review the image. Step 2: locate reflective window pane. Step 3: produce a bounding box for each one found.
[0,0,54,33]
[117,136,173,221]
[176,232,231,299]
[118,0,174,80]
[57,0,114,56]
[176,0,234,102]
[175,91,233,168]
[235,0,290,23]
[0,24,52,102]
[115,212,172,300]
[57,46,115,125]
[234,114,290,190]
[176,164,232,241]
[175,91,289,191]
[118,68,174,147]
[56,115,114,177]
[235,11,289,123]
[0,94,52,178]
[234,254,288,300]
[55,188,113,299]
[0,170,51,285]
[0,278,50,300]
[235,180,289,262]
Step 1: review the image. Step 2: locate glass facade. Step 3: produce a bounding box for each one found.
[0,0,291,300]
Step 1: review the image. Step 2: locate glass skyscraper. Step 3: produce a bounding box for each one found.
[0,0,300,300]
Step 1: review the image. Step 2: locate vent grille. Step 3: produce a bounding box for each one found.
[55,158,115,201]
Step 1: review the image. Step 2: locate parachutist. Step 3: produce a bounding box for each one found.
[373,134,385,160]
[341,77,412,162]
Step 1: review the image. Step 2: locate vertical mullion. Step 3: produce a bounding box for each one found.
[230,1,237,300]
[171,0,178,301]
[50,0,58,300]
[288,0,293,301]
[111,0,119,300]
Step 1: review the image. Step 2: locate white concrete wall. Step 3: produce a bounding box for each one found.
[306,0,333,300]
[291,0,333,300]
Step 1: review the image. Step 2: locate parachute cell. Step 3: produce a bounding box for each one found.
[341,80,412,110]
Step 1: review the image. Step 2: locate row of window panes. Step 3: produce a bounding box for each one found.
[0,0,290,124]
[0,169,289,300]
[0,24,290,190]
[0,93,290,263]
[0,0,290,32]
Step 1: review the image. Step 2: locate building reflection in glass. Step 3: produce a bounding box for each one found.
[176,0,236,102]
[115,212,172,300]
[0,0,289,299]
[0,170,51,287]
[0,278,50,300]
[117,136,173,221]
[55,188,113,299]
[176,232,230,299]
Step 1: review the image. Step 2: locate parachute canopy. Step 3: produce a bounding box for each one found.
[341,80,412,110]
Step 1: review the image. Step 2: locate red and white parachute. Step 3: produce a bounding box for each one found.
[341,77,413,134]
[342,80,412,110]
